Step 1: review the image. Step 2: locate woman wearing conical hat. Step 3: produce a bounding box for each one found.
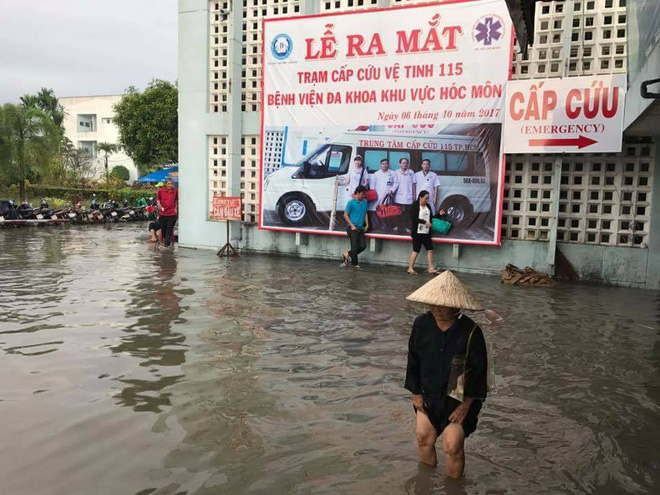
[404,270,487,478]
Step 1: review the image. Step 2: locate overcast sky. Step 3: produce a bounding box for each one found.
[0,0,177,103]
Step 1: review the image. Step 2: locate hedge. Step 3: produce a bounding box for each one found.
[0,185,158,204]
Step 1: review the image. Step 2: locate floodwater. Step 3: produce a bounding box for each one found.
[0,225,658,495]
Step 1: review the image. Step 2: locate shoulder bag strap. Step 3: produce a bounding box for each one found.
[359,167,369,189]
[465,323,479,360]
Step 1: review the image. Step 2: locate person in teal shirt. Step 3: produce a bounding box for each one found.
[341,186,369,270]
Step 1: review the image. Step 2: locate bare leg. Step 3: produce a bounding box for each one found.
[426,250,436,273]
[149,229,158,242]
[442,423,466,479]
[415,410,438,467]
[408,251,419,273]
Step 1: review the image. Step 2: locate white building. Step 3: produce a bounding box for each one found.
[178,0,660,289]
[60,95,139,182]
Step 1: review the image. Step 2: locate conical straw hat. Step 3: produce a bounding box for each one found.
[406,270,483,310]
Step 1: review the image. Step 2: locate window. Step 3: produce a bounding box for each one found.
[362,149,410,172]
[299,145,351,178]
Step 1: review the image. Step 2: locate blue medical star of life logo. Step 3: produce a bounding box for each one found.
[474,15,504,46]
[271,34,292,60]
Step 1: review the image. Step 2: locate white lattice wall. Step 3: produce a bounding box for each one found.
[209,1,230,112]
[241,136,260,223]
[263,130,285,176]
[512,0,627,79]
[502,140,654,247]
[209,135,261,223]
[242,0,301,112]
[206,0,655,249]
[209,136,229,215]
[319,0,378,12]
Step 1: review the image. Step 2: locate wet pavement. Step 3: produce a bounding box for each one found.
[0,224,658,495]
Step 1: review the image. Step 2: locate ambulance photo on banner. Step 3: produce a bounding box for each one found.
[260,0,513,245]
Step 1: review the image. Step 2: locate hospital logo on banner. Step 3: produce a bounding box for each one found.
[271,34,293,60]
[472,14,505,50]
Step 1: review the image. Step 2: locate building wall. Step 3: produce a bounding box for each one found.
[178,0,660,289]
[60,95,139,181]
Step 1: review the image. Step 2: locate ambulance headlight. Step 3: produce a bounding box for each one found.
[264,174,272,191]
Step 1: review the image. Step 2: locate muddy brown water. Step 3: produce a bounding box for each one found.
[0,225,658,495]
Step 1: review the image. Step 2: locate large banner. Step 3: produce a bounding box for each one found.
[260,0,513,245]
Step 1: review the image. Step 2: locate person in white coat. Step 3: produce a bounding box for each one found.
[393,157,417,233]
[369,158,398,232]
[415,159,442,214]
[340,155,369,199]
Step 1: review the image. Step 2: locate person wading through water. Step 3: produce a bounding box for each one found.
[404,271,487,478]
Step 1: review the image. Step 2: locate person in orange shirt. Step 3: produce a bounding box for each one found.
[156,178,178,246]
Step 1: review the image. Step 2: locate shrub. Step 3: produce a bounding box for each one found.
[1,185,158,205]
[111,165,130,181]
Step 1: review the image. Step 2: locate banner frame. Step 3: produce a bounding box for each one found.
[259,0,515,247]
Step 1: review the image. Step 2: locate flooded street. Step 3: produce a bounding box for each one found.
[0,225,658,495]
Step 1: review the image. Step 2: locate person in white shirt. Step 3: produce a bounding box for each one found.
[415,159,441,214]
[339,155,369,198]
[407,191,442,274]
[369,158,398,231]
[393,157,416,233]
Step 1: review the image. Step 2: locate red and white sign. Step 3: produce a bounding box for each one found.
[504,75,626,153]
[211,196,242,221]
[263,0,514,127]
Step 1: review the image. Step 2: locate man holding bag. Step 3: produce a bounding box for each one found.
[369,158,398,232]
[405,271,487,478]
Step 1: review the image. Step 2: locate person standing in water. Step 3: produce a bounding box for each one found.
[405,271,487,478]
[156,178,178,247]
[408,190,444,275]
[341,185,369,270]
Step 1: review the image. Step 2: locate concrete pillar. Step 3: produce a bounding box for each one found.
[301,0,319,15]
[546,157,562,274]
[452,243,460,259]
[178,0,213,248]
[295,232,309,246]
[226,2,244,245]
[645,136,660,289]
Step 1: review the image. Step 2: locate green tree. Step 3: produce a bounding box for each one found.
[0,104,60,200]
[20,88,66,137]
[97,142,118,188]
[113,80,178,176]
[111,165,130,181]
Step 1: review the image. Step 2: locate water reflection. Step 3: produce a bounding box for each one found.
[112,252,187,413]
[0,225,658,495]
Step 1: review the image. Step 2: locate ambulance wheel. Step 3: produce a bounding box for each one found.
[440,196,474,230]
[278,194,315,225]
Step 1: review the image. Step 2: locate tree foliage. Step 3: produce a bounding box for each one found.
[113,80,178,175]
[111,165,130,181]
[20,88,66,138]
[0,103,60,199]
[62,138,98,184]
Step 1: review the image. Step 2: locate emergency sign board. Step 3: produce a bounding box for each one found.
[211,196,242,221]
[504,75,626,153]
[260,0,514,246]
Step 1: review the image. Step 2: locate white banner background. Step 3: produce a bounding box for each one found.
[263,0,514,127]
